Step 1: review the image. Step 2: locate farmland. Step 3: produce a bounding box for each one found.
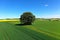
[0,19,60,40]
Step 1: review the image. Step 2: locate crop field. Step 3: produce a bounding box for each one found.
[0,19,60,40]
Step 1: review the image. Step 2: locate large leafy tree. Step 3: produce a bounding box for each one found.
[20,12,35,25]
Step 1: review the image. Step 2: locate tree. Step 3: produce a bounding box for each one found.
[20,12,35,25]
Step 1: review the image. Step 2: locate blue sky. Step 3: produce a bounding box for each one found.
[0,0,60,19]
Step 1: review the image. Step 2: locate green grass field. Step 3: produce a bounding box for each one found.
[0,19,60,40]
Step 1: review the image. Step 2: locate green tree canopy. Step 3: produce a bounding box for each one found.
[20,12,35,25]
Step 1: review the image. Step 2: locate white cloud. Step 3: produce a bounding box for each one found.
[40,14,60,18]
[44,4,48,7]
[51,14,60,18]
[40,4,48,7]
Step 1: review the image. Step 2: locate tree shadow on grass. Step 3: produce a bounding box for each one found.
[15,24,32,26]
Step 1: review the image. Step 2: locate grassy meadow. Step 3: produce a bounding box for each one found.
[0,18,60,40]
